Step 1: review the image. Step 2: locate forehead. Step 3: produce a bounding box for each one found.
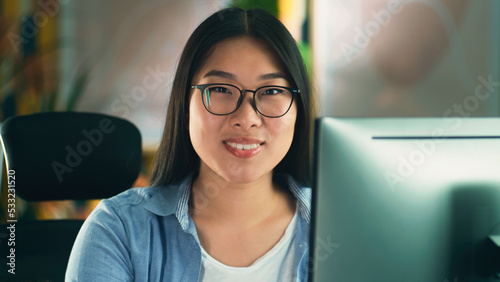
[194,36,288,81]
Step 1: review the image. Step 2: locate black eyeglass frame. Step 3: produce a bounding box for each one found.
[191,83,300,118]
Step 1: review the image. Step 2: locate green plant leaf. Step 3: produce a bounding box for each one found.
[66,69,90,111]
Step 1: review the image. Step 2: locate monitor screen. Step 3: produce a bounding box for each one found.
[310,117,500,281]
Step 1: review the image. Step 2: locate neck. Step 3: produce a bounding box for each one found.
[189,165,291,226]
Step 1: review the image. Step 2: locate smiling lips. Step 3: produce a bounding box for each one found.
[225,142,260,150]
[223,138,264,158]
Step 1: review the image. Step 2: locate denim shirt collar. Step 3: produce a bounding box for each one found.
[137,175,192,228]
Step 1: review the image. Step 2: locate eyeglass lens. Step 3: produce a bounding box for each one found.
[201,85,293,117]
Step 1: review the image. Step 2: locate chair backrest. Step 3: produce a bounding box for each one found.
[0,112,142,280]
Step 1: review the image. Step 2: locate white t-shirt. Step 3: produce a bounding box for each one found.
[199,209,299,281]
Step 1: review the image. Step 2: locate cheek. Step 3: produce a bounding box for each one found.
[188,94,206,145]
[269,106,297,143]
[282,103,297,132]
[189,94,223,148]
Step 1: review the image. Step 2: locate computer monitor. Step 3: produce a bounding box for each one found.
[310,117,500,281]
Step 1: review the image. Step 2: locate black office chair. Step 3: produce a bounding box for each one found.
[0,112,142,281]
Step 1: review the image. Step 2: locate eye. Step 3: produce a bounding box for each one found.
[208,86,232,94]
[262,88,284,95]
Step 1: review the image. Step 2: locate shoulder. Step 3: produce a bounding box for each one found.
[86,174,195,229]
[104,186,160,207]
[105,185,174,207]
[94,183,183,220]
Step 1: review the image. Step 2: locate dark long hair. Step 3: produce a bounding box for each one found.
[150,8,315,187]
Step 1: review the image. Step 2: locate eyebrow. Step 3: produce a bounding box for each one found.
[203,70,288,81]
[203,70,235,80]
[259,72,288,80]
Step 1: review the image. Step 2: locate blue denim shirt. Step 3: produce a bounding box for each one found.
[66,174,311,281]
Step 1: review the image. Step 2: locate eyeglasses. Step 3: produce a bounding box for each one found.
[191,83,299,118]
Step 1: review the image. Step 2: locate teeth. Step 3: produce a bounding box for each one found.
[226,142,260,150]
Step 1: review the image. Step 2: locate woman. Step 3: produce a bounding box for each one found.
[66,7,315,281]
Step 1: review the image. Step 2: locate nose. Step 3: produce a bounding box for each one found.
[229,91,262,129]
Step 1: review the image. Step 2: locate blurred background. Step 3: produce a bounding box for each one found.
[0,0,499,220]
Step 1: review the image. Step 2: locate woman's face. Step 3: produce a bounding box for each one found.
[189,36,297,183]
